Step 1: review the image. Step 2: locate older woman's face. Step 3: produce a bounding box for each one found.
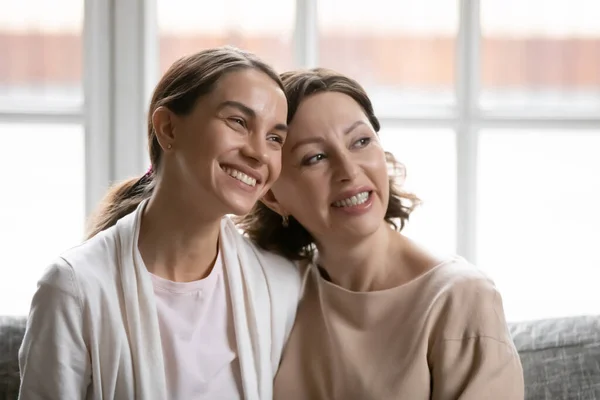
[268,92,390,242]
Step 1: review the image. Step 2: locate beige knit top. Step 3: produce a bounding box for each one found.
[273,257,524,400]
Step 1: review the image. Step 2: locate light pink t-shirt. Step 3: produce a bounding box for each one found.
[150,253,243,400]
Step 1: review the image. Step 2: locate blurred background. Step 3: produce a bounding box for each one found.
[1,0,599,321]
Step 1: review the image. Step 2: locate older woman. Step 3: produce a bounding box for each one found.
[239,68,524,400]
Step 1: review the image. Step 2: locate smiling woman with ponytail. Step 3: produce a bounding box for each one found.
[18,46,301,400]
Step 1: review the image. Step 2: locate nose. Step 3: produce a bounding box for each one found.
[241,134,269,165]
[333,152,359,182]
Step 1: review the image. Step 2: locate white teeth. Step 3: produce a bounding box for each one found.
[332,191,370,208]
[223,167,257,187]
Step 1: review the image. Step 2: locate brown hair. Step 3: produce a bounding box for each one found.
[238,68,421,260]
[85,46,284,239]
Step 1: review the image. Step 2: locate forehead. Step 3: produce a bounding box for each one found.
[289,92,368,134]
[207,68,285,113]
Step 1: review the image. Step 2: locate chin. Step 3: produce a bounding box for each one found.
[353,221,382,238]
[212,182,262,216]
[222,198,257,217]
[337,210,387,239]
[333,217,378,239]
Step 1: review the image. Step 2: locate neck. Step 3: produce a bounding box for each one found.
[138,179,222,282]
[317,224,445,292]
[316,223,402,292]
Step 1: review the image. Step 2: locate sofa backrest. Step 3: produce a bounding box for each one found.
[509,315,600,400]
[0,317,26,400]
[1,315,600,400]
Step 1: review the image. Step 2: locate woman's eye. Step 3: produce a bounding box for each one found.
[267,134,285,145]
[353,137,372,148]
[229,117,246,127]
[303,153,326,166]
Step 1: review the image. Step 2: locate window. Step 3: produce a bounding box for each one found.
[0,0,83,111]
[0,124,85,316]
[480,0,600,112]
[4,1,599,321]
[0,0,84,316]
[477,130,600,321]
[473,0,600,320]
[379,128,457,255]
[156,0,296,74]
[318,0,458,114]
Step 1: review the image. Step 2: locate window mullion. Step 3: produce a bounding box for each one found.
[84,0,157,217]
[294,0,319,68]
[456,0,480,262]
[83,0,113,217]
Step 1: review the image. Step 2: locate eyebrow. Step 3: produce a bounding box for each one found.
[289,120,368,152]
[217,100,255,117]
[290,136,325,153]
[217,100,288,132]
[343,120,367,135]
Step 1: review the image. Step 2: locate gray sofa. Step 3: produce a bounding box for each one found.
[1,315,599,399]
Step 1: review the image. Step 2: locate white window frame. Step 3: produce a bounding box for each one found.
[75,0,600,264]
[84,0,158,215]
[0,0,157,219]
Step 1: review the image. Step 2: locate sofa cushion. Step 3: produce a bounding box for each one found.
[510,315,600,400]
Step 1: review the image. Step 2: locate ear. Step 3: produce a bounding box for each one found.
[260,189,285,216]
[152,106,177,151]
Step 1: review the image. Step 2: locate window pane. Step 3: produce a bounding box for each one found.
[157,0,296,74]
[318,0,458,113]
[0,0,83,110]
[481,0,600,112]
[0,123,85,315]
[477,130,600,322]
[378,128,457,255]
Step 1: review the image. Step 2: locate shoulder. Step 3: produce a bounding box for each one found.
[37,257,81,299]
[53,226,122,295]
[25,257,86,326]
[425,257,511,341]
[29,228,123,320]
[422,260,523,394]
[427,257,496,299]
[61,224,118,265]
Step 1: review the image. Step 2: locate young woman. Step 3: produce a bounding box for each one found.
[18,47,301,400]
[240,68,525,399]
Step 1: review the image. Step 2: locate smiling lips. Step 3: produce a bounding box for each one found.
[332,191,371,208]
[222,166,258,187]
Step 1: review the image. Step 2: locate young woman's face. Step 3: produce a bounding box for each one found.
[269,91,390,242]
[159,68,288,216]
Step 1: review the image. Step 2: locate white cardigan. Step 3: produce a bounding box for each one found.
[18,200,302,400]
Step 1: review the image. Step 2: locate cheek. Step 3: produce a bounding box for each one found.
[182,128,215,160]
[200,120,242,152]
[379,167,391,198]
[273,174,317,211]
[368,150,390,182]
[363,152,391,195]
[267,152,283,181]
[272,174,298,203]
[375,162,391,208]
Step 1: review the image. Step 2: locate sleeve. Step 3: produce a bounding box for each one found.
[18,258,91,400]
[430,336,525,399]
[429,277,525,400]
